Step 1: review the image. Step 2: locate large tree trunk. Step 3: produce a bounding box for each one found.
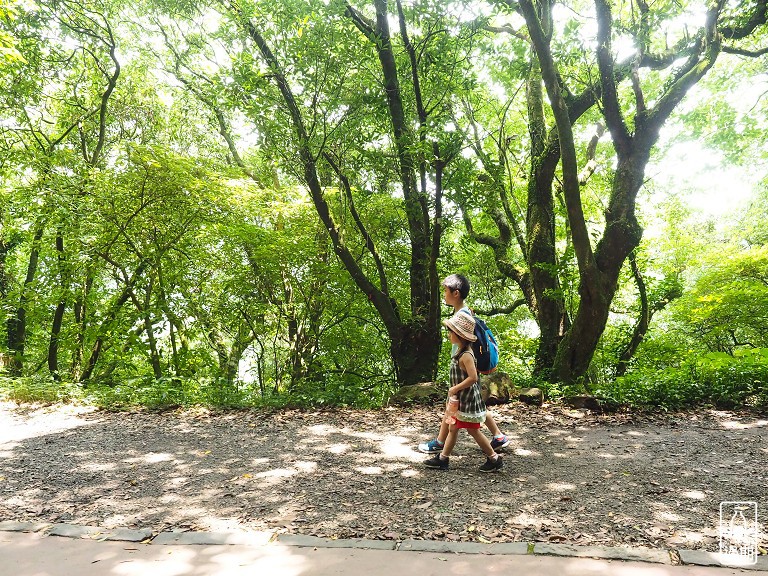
[390,322,442,386]
[244,4,442,386]
[519,0,728,384]
[525,59,570,377]
[553,155,645,382]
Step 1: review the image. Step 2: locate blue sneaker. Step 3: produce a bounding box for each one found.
[490,435,510,451]
[418,438,444,454]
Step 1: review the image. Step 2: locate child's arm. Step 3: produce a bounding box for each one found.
[448,353,478,396]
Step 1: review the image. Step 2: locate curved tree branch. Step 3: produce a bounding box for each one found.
[519,0,594,276]
[323,151,390,297]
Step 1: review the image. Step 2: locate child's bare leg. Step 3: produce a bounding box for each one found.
[484,413,502,437]
[440,425,459,457]
[436,419,449,443]
[467,427,496,458]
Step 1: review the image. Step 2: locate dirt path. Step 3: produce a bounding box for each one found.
[1,401,766,553]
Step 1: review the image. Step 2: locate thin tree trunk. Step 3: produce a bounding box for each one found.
[140,285,163,380]
[71,270,93,381]
[615,252,649,377]
[6,215,46,376]
[80,259,150,383]
[48,228,68,380]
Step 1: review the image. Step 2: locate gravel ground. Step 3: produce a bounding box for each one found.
[1,401,766,553]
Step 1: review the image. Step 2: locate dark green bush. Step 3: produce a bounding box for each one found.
[594,348,768,410]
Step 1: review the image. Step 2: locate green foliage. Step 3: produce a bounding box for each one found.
[0,375,84,404]
[2,0,768,411]
[595,349,768,411]
[0,0,25,64]
[671,245,768,353]
[0,373,396,410]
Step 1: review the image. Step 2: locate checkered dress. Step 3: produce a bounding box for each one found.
[451,348,486,424]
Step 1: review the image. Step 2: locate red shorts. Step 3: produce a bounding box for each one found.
[455,419,481,429]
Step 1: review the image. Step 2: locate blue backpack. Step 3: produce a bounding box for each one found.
[461,309,499,374]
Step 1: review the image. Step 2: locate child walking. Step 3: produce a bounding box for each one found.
[419,273,510,454]
[424,311,503,472]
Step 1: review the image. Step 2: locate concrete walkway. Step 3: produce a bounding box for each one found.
[1,524,767,576]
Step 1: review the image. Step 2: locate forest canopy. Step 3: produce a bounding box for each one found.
[1,0,766,410]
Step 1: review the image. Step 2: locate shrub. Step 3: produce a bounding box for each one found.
[594,348,768,411]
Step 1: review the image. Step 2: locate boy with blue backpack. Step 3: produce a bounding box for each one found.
[418,274,511,457]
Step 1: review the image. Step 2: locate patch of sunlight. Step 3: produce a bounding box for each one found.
[256,468,296,479]
[678,530,705,543]
[682,490,706,500]
[167,477,188,487]
[355,466,384,475]
[303,424,382,442]
[655,510,682,522]
[565,435,583,442]
[0,402,97,444]
[159,493,182,504]
[3,495,28,507]
[401,469,419,478]
[507,512,548,528]
[81,462,117,472]
[293,461,317,473]
[346,430,386,441]
[305,424,336,436]
[250,457,270,466]
[112,549,195,576]
[325,443,351,454]
[513,448,539,457]
[380,436,418,459]
[626,430,646,437]
[597,452,617,459]
[201,517,256,533]
[720,419,768,430]
[101,514,131,528]
[546,482,576,492]
[216,545,309,576]
[111,543,310,576]
[124,452,175,464]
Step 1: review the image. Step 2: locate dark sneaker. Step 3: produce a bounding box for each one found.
[424,454,449,470]
[490,435,510,452]
[479,455,503,472]
[418,438,445,454]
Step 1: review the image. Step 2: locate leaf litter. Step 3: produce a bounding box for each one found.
[0,401,766,553]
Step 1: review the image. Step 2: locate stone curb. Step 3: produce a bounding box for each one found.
[679,549,768,571]
[275,534,396,550]
[1,522,765,570]
[533,542,671,564]
[399,539,529,555]
[0,521,52,533]
[49,523,152,542]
